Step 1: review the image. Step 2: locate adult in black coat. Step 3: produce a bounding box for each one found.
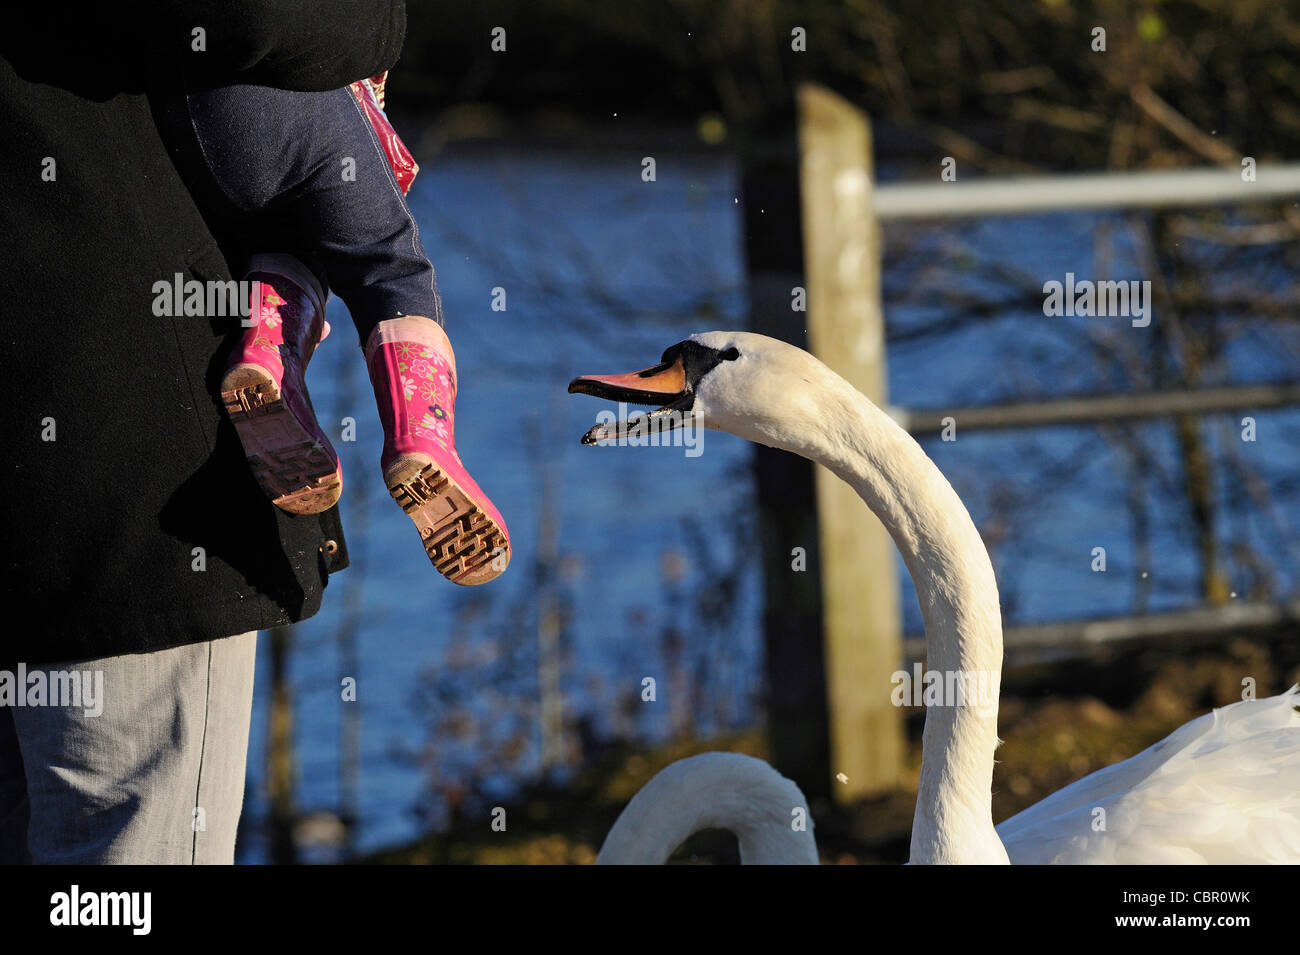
[0,1,407,862]
[0,3,411,663]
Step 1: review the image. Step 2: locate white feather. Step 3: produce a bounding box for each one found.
[998,686,1300,863]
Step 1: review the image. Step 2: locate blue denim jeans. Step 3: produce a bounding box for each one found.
[0,631,257,864]
[185,84,443,339]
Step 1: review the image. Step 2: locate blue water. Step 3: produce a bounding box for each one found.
[237,148,1300,862]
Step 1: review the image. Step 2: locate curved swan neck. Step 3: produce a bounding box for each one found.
[596,753,818,865]
[790,373,1008,864]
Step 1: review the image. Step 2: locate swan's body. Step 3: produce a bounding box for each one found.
[572,331,1300,865]
[596,753,818,864]
[998,686,1300,864]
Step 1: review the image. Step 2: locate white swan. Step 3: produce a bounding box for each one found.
[596,752,819,864]
[571,331,1300,865]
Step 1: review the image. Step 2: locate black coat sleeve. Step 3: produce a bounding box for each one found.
[159,0,407,91]
[0,2,406,95]
[161,0,405,90]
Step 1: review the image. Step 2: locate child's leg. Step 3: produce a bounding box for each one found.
[186,84,441,338]
[221,252,342,515]
[187,85,509,584]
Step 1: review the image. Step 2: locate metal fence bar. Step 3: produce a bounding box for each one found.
[874,164,1300,220]
[892,383,1300,435]
[903,600,1300,661]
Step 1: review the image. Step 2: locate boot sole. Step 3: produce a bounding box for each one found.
[384,452,510,585]
[221,364,342,515]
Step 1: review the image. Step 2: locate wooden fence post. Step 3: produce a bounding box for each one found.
[796,83,904,799]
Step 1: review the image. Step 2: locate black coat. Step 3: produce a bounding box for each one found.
[0,2,406,666]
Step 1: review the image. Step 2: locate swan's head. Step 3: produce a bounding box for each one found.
[568,331,839,455]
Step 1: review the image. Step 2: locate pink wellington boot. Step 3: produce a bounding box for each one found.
[365,317,510,585]
[220,253,342,515]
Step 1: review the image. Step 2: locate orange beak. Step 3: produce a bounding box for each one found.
[567,355,687,406]
[568,354,696,445]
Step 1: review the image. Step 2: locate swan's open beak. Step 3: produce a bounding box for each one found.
[568,355,695,445]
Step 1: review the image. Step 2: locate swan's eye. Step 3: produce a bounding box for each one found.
[718,346,740,361]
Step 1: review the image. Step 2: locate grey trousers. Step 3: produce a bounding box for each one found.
[0,630,257,864]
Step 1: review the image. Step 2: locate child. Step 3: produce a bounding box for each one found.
[185,75,509,586]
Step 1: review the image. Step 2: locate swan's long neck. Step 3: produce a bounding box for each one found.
[596,753,819,864]
[787,374,1008,864]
